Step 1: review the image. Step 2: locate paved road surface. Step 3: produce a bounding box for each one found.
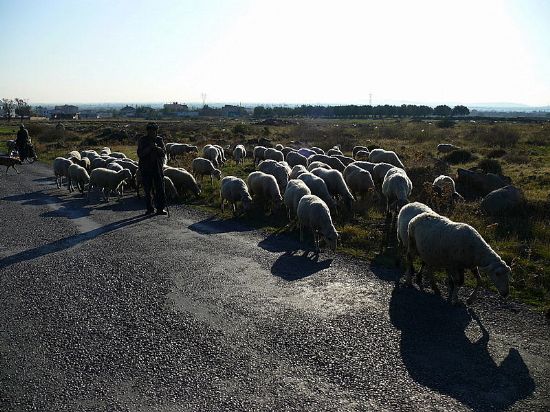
[1,163,549,411]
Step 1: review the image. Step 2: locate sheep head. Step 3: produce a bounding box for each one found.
[480,261,511,298]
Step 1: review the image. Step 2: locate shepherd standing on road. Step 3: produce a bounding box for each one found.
[137,122,167,216]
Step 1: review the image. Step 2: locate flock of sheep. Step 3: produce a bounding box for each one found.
[50,140,511,305]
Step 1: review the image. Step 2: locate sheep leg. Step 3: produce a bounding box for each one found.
[299,224,304,242]
[466,267,482,305]
[5,165,8,175]
[14,165,20,174]
[221,199,225,213]
[416,263,424,290]
[404,252,415,286]
[425,266,441,295]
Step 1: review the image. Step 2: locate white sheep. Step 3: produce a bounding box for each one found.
[203,145,221,167]
[352,145,369,158]
[275,143,284,151]
[191,157,222,185]
[297,148,316,158]
[311,167,355,211]
[298,172,337,213]
[382,167,412,215]
[284,179,312,219]
[80,150,98,159]
[332,154,355,166]
[297,195,338,252]
[355,150,370,160]
[437,143,460,154]
[107,162,124,172]
[253,146,267,165]
[163,167,201,198]
[247,171,282,213]
[100,147,111,155]
[307,161,331,172]
[109,151,127,159]
[75,157,91,171]
[311,147,325,155]
[67,163,90,193]
[88,168,132,202]
[264,148,284,162]
[343,161,376,182]
[233,144,246,165]
[372,162,399,185]
[163,176,179,200]
[220,176,253,213]
[408,212,511,304]
[67,150,81,160]
[169,143,198,160]
[258,160,289,192]
[369,148,405,169]
[53,157,73,188]
[327,147,343,156]
[290,165,308,179]
[344,166,375,200]
[307,154,345,172]
[396,202,435,284]
[213,144,227,164]
[286,151,308,168]
[91,157,108,170]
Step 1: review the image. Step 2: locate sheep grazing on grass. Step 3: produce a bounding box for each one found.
[437,143,460,154]
[355,150,370,161]
[281,147,295,157]
[203,145,221,167]
[169,143,199,160]
[91,157,108,170]
[428,175,464,211]
[298,172,337,213]
[297,195,338,253]
[163,176,179,201]
[352,146,369,158]
[344,165,375,200]
[407,212,511,305]
[100,147,111,155]
[290,165,308,179]
[88,168,132,202]
[284,179,312,219]
[286,151,308,168]
[343,161,376,181]
[220,176,253,213]
[253,146,267,165]
[372,162,399,185]
[162,167,201,198]
[258,160,290,192]
[307,161,331,172]
[109,151,127,159]
[382,167,412,216]
[75,157,91,171]
[275,144,284,151]
[307,154,345,172]
[192,157,222,185]
[264,148,284,162]
[80,150,99,160]
[53,157,73,188]
[369,148,405,169]
[247,171,283,214]
[327,147,343,156]
[107,162,124,172]
[213,144,227,164]
[297,148,316,158]
[332,154,355,166]
[67,163,90,193]
[233,144,246,165]
[396,202,435,284]
[311,167,355,211]
[311,147,325,155]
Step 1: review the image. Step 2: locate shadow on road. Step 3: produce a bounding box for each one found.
[2,190,67,206]
[257,231,302,253]
[0,215,149,270]
[271,251,333,281]
[389,286,535,411]
[188,216,254,235]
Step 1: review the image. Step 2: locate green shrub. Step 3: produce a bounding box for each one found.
[478,158,503,175]
[482,125,520,147]
[487,149,507,158]
[436,118,455,128]
[443,149,472,164]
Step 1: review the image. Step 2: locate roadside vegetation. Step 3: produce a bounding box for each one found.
[1,117,549,312]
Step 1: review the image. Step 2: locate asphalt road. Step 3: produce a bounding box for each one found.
[0,162,549,412]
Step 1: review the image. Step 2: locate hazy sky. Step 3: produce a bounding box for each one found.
[1,0,549,105]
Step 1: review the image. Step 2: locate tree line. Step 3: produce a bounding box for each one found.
[253,104,470,118]
[1,98,31,121]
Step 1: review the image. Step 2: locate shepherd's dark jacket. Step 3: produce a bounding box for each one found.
[137,135,166,174]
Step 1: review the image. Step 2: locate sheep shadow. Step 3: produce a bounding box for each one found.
[389,286,535,411]
[271,251,333,281]
[0,215,149,270]
[95,196,144,212]
[2,190,66,206]
[187,216,255,235]
[257,230,302,253]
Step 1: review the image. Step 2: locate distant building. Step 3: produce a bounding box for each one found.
[221,105,248,118]
[79,109,99,119]
[163,102,188,113]
[33,106,53,118]
[120,105,136,118]
[51,104,78,119]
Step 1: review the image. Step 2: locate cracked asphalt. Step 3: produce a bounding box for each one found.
[0,162,549,411]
